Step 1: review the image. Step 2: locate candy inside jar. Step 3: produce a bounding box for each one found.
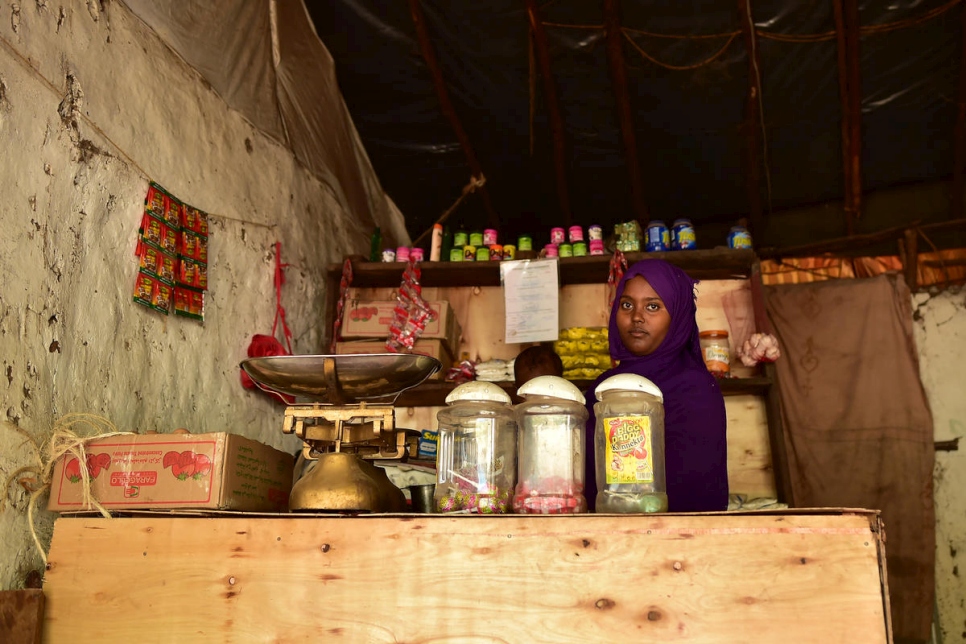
[513,376,589,515]
[435,382,517,514]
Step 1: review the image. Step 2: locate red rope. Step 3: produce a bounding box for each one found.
[271,242,293,355]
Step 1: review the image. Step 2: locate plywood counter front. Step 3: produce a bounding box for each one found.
[42,510,890,643]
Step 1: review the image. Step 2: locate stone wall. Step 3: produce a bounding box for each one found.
[0,1,395,588]
[913,288,966,643]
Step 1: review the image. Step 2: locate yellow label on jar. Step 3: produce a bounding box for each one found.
[603,416,653,484]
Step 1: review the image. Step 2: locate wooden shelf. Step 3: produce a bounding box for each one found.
[328,248,758,289]
[393,376,772,407]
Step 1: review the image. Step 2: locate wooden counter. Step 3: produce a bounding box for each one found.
[42,510,890,643]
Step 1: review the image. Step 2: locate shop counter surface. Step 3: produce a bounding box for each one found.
[42,509,890,643]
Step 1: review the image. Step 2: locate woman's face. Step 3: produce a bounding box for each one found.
[616,276,671,356]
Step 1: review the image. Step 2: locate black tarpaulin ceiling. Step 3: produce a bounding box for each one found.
[308,1,962,253]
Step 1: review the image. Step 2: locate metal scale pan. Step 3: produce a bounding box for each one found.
[239,353,441,405]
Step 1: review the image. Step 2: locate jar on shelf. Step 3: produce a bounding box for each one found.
[435,382,518,514]
[513,376,589,514]
[699,330,731,376]
[593,374,667,514]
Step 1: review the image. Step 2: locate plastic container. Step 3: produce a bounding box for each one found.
[518,235,533,252]
[699,330,730,376]
[489,244,503,261]
[589,239,606,255]
[550,227,566,245]
[645,221,669,252]
[568,225,584,244]
[502,244,516,260]
[476,246,491,262]
[449,247,464,262]
[544,244,559,258]
[410,247,424,262]
[435,382,518,514]
[381,249,396,263]
[572,241,588,257]
[463,245,477,261]
[454,230,468,247]
[513,377,588,514]
[441,226,453,262]
[728,226,753,249]
[593,374,667,513]
[558,243,573,258]
[671,218,696,250]
[469,231,484,247]
[396,246,411,262]
[588,224,603,241]
[483,229,498,246]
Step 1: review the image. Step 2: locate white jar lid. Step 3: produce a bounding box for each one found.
[594,373,663,402]
[445,381,511,405]
[517,375,586,404]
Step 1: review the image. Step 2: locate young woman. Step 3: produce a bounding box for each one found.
[583,259,729,512]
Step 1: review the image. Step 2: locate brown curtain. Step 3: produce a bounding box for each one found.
[765,273,935,644]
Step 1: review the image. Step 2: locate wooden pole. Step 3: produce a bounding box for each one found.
[603,0,648,224]
[833,0,862,235]
[525,0,573,226]
[952,2,966,220]
[737,0,765,238]
[844,0,863,225]
[408,0,500,229]
[902,228,919,290]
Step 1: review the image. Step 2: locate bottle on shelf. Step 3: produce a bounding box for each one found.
[430,224,443,262]
[369,227,382,262]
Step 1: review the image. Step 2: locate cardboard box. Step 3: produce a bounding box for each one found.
[47,432,294,512]
[335,338,454,380]
[341,299,461,357]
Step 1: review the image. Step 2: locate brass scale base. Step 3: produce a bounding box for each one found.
[283,403,408,513]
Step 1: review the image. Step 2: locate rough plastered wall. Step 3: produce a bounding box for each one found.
[0,2,391,589]
[912,289,966,643]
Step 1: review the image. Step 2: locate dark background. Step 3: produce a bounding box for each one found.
[308,1,962,253]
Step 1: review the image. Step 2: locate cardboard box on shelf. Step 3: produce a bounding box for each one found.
[47,432,293,513]
[341,299,461,357]
[335,338,454,380]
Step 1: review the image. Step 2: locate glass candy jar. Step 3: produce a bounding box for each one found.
[435,382,517,514]
[593,374,668,513]
[513,376,589,514]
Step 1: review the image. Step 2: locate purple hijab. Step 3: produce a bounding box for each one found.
[583,259,728,512]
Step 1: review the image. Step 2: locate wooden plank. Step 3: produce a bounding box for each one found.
[43,513,889,642]
[725,394,776,499]
[0,589,45,644]
[328,250,758,289]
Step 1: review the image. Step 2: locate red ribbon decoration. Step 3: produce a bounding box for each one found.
[607,249,627,309]
[238,242,295,404]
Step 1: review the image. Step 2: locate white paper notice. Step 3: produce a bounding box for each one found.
[500,259,559,343]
